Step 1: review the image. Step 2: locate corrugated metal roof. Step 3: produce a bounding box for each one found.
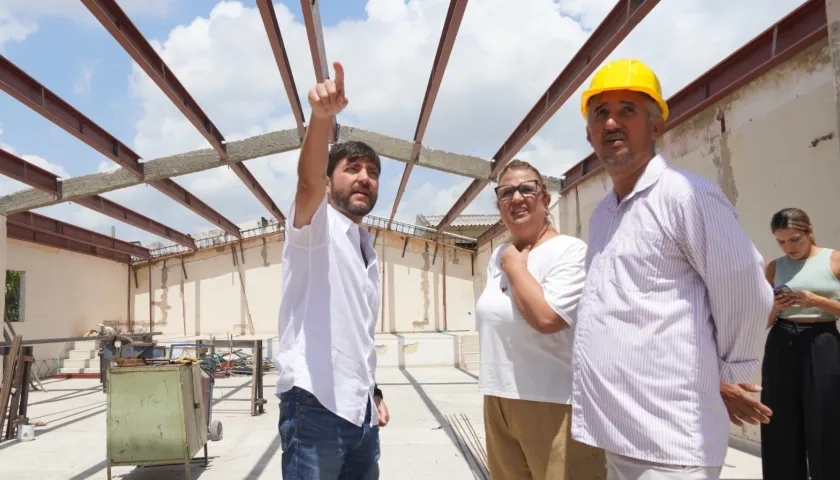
[416,213,500,228]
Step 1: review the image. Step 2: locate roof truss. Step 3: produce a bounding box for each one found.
[0,0,826,262]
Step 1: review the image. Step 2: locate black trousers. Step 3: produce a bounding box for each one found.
[760,318,840,480]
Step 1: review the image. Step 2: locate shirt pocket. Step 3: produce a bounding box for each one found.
[607,229,670,293]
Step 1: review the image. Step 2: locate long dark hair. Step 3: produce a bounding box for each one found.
[771,207,815,244]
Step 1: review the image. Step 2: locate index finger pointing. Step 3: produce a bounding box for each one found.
[333,61,344,90]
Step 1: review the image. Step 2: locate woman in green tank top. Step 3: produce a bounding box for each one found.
[760,207,840,480]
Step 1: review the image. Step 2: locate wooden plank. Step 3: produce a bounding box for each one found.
[0,334,22,439]
[5,351,26,439]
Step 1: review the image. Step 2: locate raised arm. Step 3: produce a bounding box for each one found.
[294,61,348,229]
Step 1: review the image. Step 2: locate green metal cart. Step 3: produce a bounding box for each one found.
[105,362,221,480]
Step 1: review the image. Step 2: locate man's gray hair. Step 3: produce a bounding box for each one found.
[646,100,663,121]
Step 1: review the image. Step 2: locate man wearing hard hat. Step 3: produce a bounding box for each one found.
[568,59,774,479]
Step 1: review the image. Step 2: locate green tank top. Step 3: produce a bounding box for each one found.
[774,248,840,319]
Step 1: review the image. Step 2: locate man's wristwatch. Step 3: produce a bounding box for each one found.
[374,384,383,399]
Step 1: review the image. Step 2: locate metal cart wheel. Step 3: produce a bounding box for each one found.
[209,419,223,441]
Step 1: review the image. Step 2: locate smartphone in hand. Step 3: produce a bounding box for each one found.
[774,285,793,296]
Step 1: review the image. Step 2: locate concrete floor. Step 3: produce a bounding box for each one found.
[0,366,763,479]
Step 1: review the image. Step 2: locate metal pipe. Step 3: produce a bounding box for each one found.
[0,332,162,347]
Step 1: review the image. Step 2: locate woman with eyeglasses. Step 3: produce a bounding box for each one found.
[761,207,840,480]
[475,160,606,480]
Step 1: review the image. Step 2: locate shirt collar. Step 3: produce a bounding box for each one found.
[329,202,372,244]
[606,154,667,209]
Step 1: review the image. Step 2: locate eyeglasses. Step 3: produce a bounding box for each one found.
[494,179,542,201]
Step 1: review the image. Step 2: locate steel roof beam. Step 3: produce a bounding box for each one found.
[435,0,661,238]
[0,55,142,174]
[476,0,828,247]
[7,211,151,258]
[257,0,307,140]
[300,0,337,138]
[0,148,61,196]
[81,0,284,223]
[0,146,195,249]
[7,221,132,263]
[73,195,196,249]
[0,54,242,238]
[388,0,469,229]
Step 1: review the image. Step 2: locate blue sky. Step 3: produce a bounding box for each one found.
[0,0,807,246]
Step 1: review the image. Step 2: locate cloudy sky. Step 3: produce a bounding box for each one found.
[0,0,807,245]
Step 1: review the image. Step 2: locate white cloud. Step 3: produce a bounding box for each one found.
[72,62,96,96]
[0,0,811,245]
[0,9,35,50]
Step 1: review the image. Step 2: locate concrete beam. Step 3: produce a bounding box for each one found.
[0,125,560,215]
[0,129,301,214]
[337,126,489,179]
[337,126,562,189]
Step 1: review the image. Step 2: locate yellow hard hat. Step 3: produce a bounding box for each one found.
[580,59,669,120]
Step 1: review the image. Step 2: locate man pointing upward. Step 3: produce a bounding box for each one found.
[275,61,389,479]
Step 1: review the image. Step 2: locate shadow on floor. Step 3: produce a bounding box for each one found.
[398,367,489,479]
[243,435,282,479]
[28,386,102,406]
[0,403,105,452]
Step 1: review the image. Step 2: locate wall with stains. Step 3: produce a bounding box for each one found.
[549,39,840,450]
[129,228,480,338]
[5,238,129,360]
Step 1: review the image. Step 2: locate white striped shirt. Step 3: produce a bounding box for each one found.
[570,155,773,467]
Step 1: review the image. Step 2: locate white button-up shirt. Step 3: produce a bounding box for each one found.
[275,194,380,427]
[570,155,773,467]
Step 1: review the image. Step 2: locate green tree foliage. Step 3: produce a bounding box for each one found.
[5,270,21,322]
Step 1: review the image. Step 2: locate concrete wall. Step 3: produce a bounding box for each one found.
[130,228,480,338]
[549,39,840,450]
[5,238,129,361]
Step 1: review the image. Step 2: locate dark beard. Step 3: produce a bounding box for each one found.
[332,189,377,217]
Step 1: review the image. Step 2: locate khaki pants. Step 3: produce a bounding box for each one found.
[484,395,606,480]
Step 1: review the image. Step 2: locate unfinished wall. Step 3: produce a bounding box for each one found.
[550,39,840,450]
[6,238,129,361]
[130,228,479,338]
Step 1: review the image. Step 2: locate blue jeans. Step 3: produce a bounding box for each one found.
[278,387,380,479]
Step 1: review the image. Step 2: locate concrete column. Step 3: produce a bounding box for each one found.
[826,0,840,144]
